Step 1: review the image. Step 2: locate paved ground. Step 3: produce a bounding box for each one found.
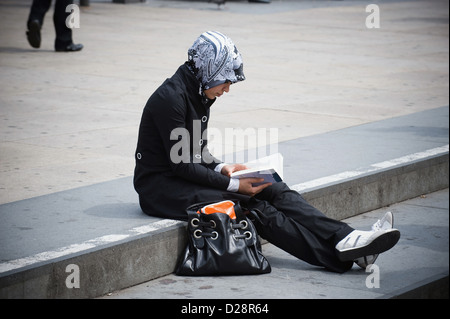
[0,0,448,204]
[101,188,449,299]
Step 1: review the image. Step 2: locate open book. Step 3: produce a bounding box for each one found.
[230,153,283,186]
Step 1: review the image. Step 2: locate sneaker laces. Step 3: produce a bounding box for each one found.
[371,212,392,231]
[372,218,384,231]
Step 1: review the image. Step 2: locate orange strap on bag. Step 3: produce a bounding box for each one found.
[198,200,236,220]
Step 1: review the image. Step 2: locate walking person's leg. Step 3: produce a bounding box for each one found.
[26,0,52,48]
[54,0,83,51]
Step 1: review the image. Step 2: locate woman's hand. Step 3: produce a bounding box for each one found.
[220,164,271,196]
[220,164,248,177]
[238,178,272,197]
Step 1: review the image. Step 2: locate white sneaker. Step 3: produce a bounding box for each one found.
[372,211,394,231]
[354,211,394,269]
[335,212,400,262]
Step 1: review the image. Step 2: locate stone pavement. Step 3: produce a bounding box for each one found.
[0,0,448,204]
[0,0,448,300]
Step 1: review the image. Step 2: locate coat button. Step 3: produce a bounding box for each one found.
[199,139,203,146]
[201,116,207,122]
[136,153,142,160]
[195,154,202,159]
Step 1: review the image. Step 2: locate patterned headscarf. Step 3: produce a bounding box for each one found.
[187,31,245,91]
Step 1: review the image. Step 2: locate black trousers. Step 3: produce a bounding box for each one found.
[248,183,354,273]
[136,173,355,273]
[27,0,73,50]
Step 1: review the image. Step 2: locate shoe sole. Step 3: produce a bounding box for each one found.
[27,20,41,48]
[337,229,400,262]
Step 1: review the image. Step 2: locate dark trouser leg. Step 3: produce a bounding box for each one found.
[256,183,353,245]
[53,0,73,50]
[247,183,354,273]
[27,0,52,28]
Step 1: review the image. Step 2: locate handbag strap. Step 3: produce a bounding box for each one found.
[233,201,247,222]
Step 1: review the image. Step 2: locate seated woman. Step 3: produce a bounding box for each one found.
[133,31,400,273]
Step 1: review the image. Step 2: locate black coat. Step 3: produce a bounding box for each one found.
[134,63,239,219]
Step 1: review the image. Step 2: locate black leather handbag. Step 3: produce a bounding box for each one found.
[176,200,271,276]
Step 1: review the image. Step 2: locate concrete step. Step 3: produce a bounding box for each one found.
[0,108,448,299]
[0,150,447,298]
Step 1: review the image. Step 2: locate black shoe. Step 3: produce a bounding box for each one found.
[26,20,41,49]
[55,43,84,52]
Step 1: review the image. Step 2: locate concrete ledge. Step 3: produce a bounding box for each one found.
[0,152,448,298]
[0,222,187,299]
[302,153,449,221]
